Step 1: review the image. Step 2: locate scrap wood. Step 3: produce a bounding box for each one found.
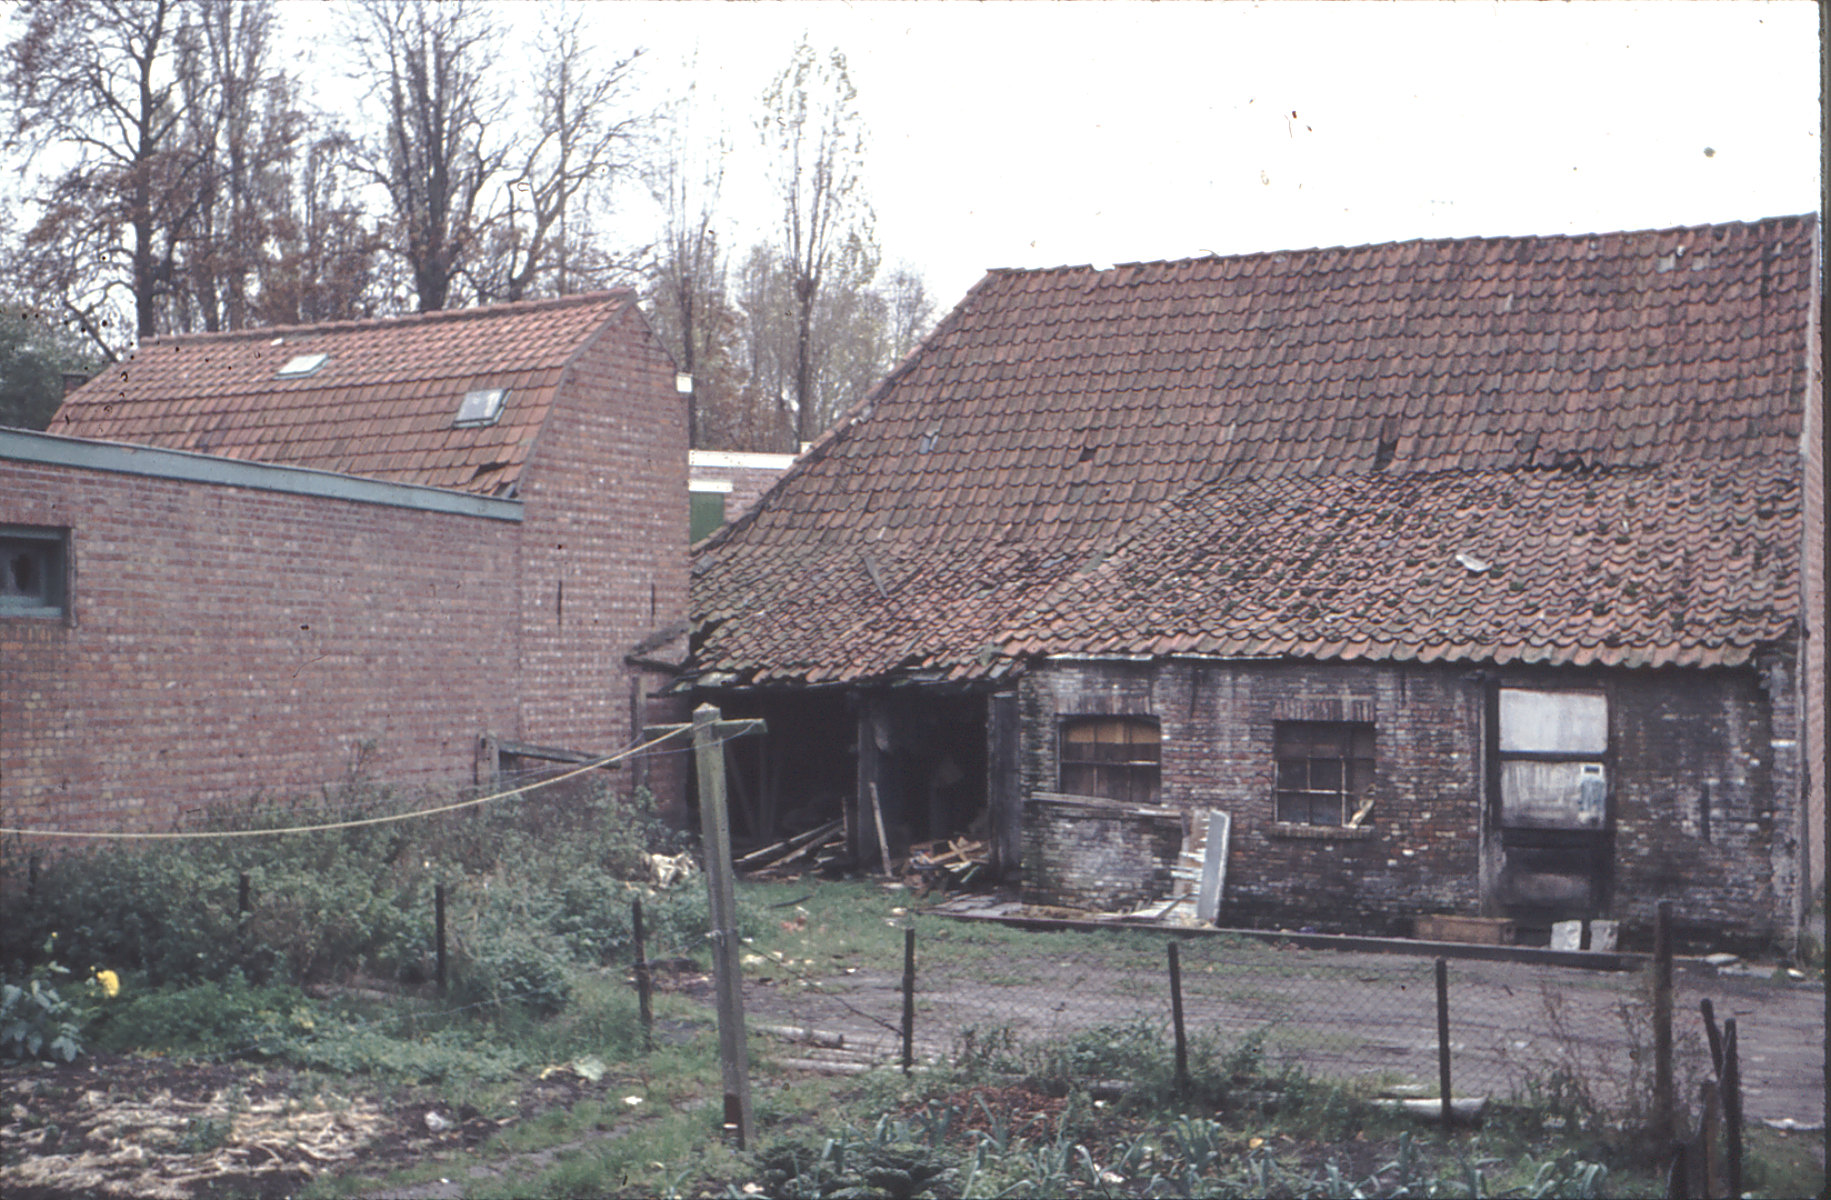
[735,817,844,868]
[747,826,845,873]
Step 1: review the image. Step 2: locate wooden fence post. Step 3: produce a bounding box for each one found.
[1653,900,1675,1144]
[238,871,251,916]
[435,883,448,994]
[1168,941,1190,1096]
[1435,957,1452,1126]
[901,928,916,1074]
[1722,1018,1742,1200]
[633,896,653,1051]
[694,703,753,1150]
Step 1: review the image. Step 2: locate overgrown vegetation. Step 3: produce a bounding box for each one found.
[1,837,1819,1198]
[0,778,721,1067]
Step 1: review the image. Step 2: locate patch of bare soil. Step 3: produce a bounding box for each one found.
[0,1054,638,1200]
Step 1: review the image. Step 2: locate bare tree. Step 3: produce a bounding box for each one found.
[344,0,504,313]
[254,128,386,326]
[2,0,211,349]
[173,0,310,332]
[646,75,733,447]
[470,10,644,304]
[759,38,875,443]
[881,265,935,366]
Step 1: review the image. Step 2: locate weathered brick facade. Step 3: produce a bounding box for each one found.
[2,302,687,835]
[1019,657,1801,949]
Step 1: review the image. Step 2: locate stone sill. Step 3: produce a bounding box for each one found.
[1267,823,1376,841]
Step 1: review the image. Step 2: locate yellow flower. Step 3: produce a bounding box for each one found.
[95,970,120,998]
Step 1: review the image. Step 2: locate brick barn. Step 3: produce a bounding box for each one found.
[1,291,688,834]
[685,215,1822,952]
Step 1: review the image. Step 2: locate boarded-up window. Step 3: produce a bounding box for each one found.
[1498,689,1608,828]
[1059,716,1160,805]
[1274,721,1375,826]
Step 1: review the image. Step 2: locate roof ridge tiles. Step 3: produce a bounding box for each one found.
[975,212,1814,287]
[147,289,633,347]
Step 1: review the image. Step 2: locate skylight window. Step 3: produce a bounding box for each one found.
[275,352,328,378]
[454,388,508,428]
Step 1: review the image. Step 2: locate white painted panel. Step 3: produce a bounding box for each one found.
[1498,689,1607,753]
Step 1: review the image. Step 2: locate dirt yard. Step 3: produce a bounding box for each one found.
[0,1053,632,1200]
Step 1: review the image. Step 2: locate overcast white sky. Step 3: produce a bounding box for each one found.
[183,0,1831,310]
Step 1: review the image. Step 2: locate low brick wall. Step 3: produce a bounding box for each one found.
[1020,791,1182,911]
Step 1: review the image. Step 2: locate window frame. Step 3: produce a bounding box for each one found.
[1273,720,1376,827]
[1495,688,1609,829]
[0,525,70,621]
[1058,715,1161,806]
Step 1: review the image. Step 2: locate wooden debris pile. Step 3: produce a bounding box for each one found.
[734,817,845,877]
[909,837,989,888]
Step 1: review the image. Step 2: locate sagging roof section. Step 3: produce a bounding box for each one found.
[691,214,1817,685]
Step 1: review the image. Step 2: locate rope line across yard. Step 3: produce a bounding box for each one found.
[0,725,725,841]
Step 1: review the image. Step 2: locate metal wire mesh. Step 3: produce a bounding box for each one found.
[741,920,1739,1116]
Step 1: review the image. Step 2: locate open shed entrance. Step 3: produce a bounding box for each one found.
[857,688,991,856]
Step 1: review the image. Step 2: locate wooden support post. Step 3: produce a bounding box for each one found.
[238,871,251,915]
[435,883,448,994]
[1653,899,1675,1144]
[695,703,753,1150]
[1435,957,1452,1126]
[870,782,895,878]
[633,897,653,1051]
[901,928,916,1074]
[1168,941,1189,1096]
[1721,1018,1742,1200]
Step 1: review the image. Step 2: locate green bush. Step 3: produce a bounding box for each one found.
[1,976,84,1062]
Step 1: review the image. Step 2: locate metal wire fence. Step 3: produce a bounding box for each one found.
[736,919,1788,1124]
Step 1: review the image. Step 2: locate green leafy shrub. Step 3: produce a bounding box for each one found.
[1,976,83,1061]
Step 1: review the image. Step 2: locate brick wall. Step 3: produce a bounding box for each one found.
[1019,657,1799,946]
[2,307,690,835]
[1020,792,1182,910]
[514,305,689,804]
[1,459,522,834]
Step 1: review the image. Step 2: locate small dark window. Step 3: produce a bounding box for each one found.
[1060,716,1161,805]
[1274,721,1375,826]
[1,527,68,619]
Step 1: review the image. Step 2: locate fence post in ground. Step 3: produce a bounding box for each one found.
[1721,1018,1743,1200]
[238,871,251,916]
[1697,1078,1723,1198]
[435,883,448,994]
[633,896,653,1051]
[901,927,916,1074]
[1653,899,1675,1144]
[694,702,753,1150]
[1168,941,1189,1096]
[1700,997,1724,1078]
[1435,957,1452,1125]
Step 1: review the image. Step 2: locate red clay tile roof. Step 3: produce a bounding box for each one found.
[692,215,1816,684]
[1000,462,1800,670]
[49,291,639,494]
